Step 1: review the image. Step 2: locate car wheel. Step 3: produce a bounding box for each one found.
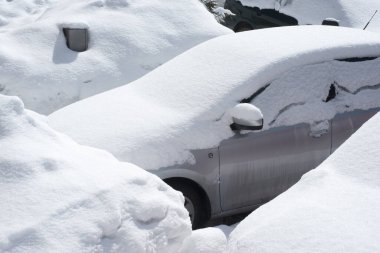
[234,22,253,32]
[169,182,204,229]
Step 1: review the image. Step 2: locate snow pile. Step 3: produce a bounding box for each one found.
[228,111,380,252]
[0,0,231,114]
[0,94,191,252]
[49,26,380,171]
[179,227,228,253]
[240,0,380,32]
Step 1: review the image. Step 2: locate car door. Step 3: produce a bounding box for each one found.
[332,108,379,153]
[219,121,331,211]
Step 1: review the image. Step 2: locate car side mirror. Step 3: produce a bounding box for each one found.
[229,103,264,131]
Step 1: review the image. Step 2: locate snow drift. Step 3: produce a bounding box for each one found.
[228,111,380,252]
[0,0,231,114]
[0,94,191,252]
[240,0,380,33]
[49,26,380,172]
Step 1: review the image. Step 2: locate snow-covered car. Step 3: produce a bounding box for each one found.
[49,26,380,228]
[0,94,191,252]
[223,0,298,32]
[228,111,380,253]
[0,0,231,114]
[228,0,380,33]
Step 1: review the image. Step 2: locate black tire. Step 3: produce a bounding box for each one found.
[168,182,205,229]
[234,22,253,32]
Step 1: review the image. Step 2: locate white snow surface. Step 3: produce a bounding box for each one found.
[0,0,231,114]
[49,26,380,171]
[229,103,263,127]
[179,227,228,253]
[0,94,191,252]
[240,0,380,33]
[228,111,380,253]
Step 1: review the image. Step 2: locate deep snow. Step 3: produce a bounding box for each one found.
[49,26,380,171]
[0,0,231,114]
[240,0,380,33]
[228,111,380,252]
[0,94,191,252]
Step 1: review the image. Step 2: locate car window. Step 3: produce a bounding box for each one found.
[243,58,380,130]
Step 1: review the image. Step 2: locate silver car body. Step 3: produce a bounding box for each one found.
[155,108,379,218]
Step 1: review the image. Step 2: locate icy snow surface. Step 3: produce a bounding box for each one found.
[0,0,231,114]
[49,26,380,171]
[228,111,380,252]
[240,0,380,33]
[0,94,191,252]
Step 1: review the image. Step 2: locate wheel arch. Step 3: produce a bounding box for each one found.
[164,177,212,222]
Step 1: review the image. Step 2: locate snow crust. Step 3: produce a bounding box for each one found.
[0,0,231,114]
[228,111,380,252]
[49,26,380,171]
[0,94,191,252]
[240,0,380,33]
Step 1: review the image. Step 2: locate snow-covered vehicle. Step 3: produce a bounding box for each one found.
[0,0,230,114]
[223,0,298,32]
[226,0,380,33]
[49,26,380,228]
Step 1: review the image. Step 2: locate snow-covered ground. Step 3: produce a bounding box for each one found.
[240,0,380,33]
[0,0,231,114]
[49,26,380,171]
[0,94,191,252]
[228,110,380,252]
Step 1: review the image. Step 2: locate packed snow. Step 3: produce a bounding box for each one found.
[48,26,380,172]
[0,0,231,114]
[0,94,191,253]
[179,227,228,253]
[228,111,380,252]
[240,0,380,33]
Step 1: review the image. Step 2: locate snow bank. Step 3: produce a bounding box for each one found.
[49,26,380,171]
[0,94,191,252]
[179,227,228,253]
[240,0,380,33]
[0,0,231,114]
[228,111,380,253]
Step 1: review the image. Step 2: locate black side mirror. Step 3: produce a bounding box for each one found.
[230,119,264,131]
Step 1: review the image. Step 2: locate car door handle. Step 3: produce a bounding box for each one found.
[309,129,329,138]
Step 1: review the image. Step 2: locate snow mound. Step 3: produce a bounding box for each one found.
[228,112,380,252]
[0,94,191,252]
[49,26,380,172]
[179,227,227,253]
[0,0,231,114]
[240,0,380,33]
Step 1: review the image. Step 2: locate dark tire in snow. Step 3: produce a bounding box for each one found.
[234,22,253,32]
[168,181,205,229]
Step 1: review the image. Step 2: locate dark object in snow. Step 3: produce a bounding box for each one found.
[322,18,340,26]
[325,83,337,102]
[223,0,298,32]
[363,10,378,30]
[63,28,88,52]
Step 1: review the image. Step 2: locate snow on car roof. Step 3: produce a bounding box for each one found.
[48,26,380,171]
[0,0,230,114]
[0,94,191,252]
[229,110,380,252]
[240,0,380,32]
